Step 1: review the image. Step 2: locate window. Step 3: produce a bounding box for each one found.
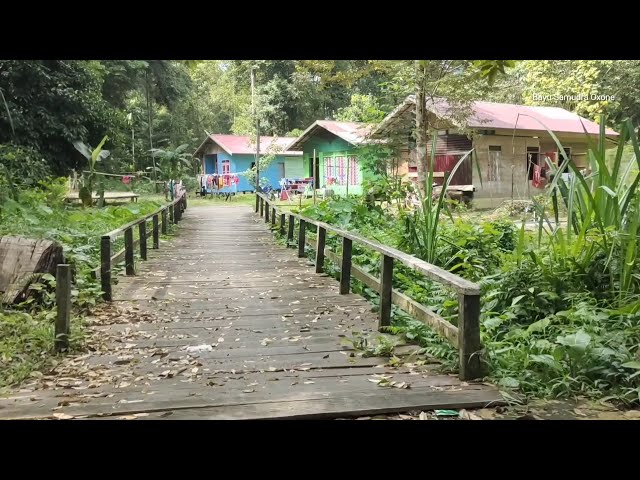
[222,160,230,174]
[324,154,359,186]
[488,146,501,181]
[559,147,571,161]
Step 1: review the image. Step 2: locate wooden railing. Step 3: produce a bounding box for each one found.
[255,192,483,381]
[92,191,188,301]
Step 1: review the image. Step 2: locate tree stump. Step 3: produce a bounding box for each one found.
[0,236,64,304]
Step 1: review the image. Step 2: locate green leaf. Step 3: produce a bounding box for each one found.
[527,318,551,333]
[511,294,526,306]
[498,377,520,388]
[91,135,109,164]
[41,273,55,282]
[556,329,591,352]
[483,317,504,330]
[621,361,640,370]
[599,185,617,197]
[529,354,562,372]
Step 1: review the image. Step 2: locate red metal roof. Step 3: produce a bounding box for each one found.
[207,135,302,156]
[427,98,619,136]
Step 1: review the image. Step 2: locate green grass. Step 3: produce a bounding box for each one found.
[0,178,175,388]
[0,311,86,389]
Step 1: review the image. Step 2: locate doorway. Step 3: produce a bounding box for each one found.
[527,147,539,180]
[277,162,285,180]
[309,157,320,188]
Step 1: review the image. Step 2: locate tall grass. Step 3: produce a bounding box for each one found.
[524,116,640,305]
[402,134,474,264]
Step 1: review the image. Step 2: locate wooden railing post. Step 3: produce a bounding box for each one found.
[124,227,135,275]
[152,214,160,249]
[315,226,326,273]
[298,219,306,258]
[169,204,175,224]
[379,254,393,328]
[340,237,352,294]
[265,201,270,223]
[55,264,71,352]
[175,199,182,222]
[255,194,260,213]
[458,293,482,381]
[162,208,168,235]
[259,196,264,217]
[100,235,112,301]
[139,221,147,260]
[271,207,276,226]
[287,215,295,245]
[279,213,285,235]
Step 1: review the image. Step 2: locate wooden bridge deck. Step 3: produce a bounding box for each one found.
[0,204,502,420]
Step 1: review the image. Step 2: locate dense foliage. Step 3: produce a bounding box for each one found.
[298,121,640,406]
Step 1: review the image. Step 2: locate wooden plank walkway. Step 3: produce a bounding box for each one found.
[0,204,503,420]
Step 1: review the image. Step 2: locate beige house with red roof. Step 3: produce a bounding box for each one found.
[372,95,619,205]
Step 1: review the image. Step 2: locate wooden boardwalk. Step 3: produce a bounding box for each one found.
[0,204,502,420]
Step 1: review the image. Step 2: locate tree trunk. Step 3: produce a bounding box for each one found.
[146,70,158,194]
[0,236,64,304]
[415,60,428,197]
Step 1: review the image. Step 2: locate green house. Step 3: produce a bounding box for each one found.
[287,120,372,196]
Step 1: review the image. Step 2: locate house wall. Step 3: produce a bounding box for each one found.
[202,151,303,192]
[472,131,591,206]
[301,136,370,196]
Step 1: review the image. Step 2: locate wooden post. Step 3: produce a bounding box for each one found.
[55,264,71,352]
[315,226,326,273]
[124,227,135,275]
[313,149,317,205]
[265,201,270,223]
[139,221,148,260]
[175,200,182,222]
[255,194,260,213]
[279,213,285,235]
[161,209,168,235]
[379,254,393,328]
[458,293,482,381]
[169,204,175,224]
[340,237,352,294]
[100,235,112,301]
[259,196,264,217]
[287,215,295,245]
[152,214,159,249]
[271,207,276,226]
[298,219,306,258]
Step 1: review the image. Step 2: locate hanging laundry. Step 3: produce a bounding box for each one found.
[532,164,542,188]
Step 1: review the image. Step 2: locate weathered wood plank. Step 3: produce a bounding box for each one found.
[124,227,135,276]
[54,264,71,352]
[458,293,482,381]
[379,254,393,329]
[316,242,459,347]
[340,237,352,294]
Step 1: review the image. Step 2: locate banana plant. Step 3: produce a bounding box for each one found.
[73,135,110,207]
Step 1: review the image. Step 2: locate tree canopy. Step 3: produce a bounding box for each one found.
[1,59,637,178]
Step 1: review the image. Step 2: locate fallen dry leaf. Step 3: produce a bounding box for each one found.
[52,413,74,420]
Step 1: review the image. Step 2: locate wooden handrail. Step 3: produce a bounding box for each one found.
[255,192,482,381]
[103,192,186,240]
[98,191,187,301]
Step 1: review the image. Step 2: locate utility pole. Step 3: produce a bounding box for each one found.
[251,67,261,193]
